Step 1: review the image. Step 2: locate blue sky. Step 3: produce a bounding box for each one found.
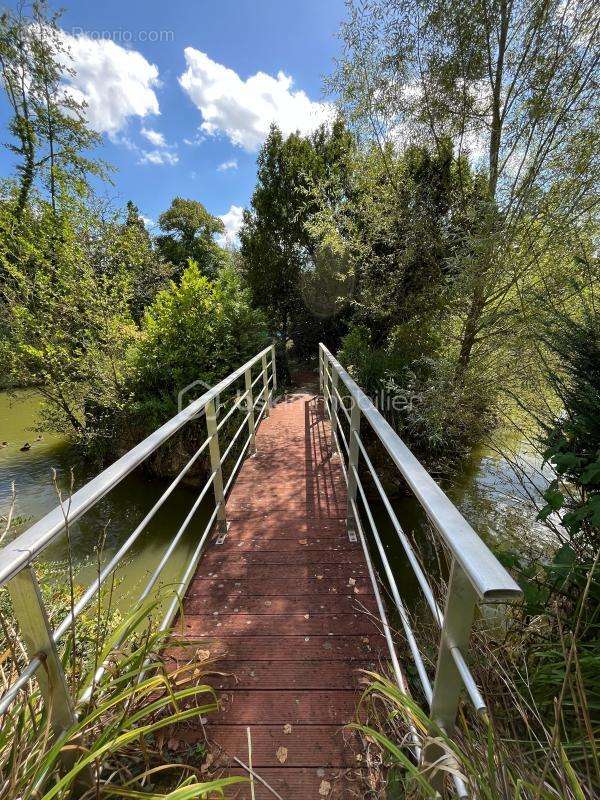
[0,0,347,241]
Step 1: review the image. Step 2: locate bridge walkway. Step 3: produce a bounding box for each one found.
[176,386,386,799]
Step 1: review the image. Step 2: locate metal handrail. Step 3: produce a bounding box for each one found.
[0,345,274,588]
[319,342,521,791]
[320,345,521,602]
[0,345,276,748]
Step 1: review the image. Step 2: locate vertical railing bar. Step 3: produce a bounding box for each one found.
[245,367,257,455]
[319,345,323,393]
[345,382,361,543]
[271,343,277,393]
[351,463,433,705]
[8,567,93,787]
[206,397,229,541]
[8,567,76,733]
[422,559,478,793]
[261,352,270,418]
[330,368,340,450]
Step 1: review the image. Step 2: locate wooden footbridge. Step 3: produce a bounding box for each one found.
[0,344,521,799]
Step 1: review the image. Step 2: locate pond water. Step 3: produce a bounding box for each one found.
[0,390,212,616]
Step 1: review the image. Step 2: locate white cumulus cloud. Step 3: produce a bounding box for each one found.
[179,49,333,151]
[217,159,238,172]
[60,31,160,136]
[217,204,244,247]
[139,150,179,166]
[141,127,167,147]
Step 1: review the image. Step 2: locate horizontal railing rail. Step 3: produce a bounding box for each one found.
[0,345,277,769]
[319,343,522,794]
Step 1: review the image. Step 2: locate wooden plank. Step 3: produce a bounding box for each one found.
[200,549,365,566]
[218,767,353,800]
[178,612,380,636]
[186,577,372,596]
[212,537,355,552]
[204,661,375,691]
[215,690,358,725]
[182,595,378,616]
[192,724,358,767]
[218,519,347,540]
[195,564,368,581]
[170,635,385,662]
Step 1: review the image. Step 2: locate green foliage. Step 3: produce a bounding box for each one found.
[538,299,600,556]
[0,604,245,798]
[131,261,268,415]
[240,121,356,372]
[106,201,174,322]
[156,197,226,279]
[0,191,135,438]
[0,0,106,215]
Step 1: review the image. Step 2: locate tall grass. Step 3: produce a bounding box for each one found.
[351,574,599,800]
[0,601,245,799]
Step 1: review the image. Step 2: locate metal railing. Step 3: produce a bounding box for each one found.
[319,343,522,793]
[0,344,276,759]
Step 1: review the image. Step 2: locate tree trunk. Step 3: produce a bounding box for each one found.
[454,281,486,382]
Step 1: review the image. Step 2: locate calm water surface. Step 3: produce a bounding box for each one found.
[0,390,211,615]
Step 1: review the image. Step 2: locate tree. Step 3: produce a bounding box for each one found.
[1,193,134,439]
[240,121,356,372]
[0,1,105,218]
[331,0,600,379]
[107,201,173,321]
[131,261,268,412]
[538,280,600,558]
[156,197,226,278]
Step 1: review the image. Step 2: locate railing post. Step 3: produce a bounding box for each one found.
[261,352,270,418]
[271,344,277,393]
[206,397,229,541]
[319,346,323,393]
[244,367,257,455]
[422,559,478,790]
[8,566,92,785]
[345,398,361,542]
[330,366,339,450]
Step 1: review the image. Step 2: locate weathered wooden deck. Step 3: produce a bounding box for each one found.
[178,387,385,798]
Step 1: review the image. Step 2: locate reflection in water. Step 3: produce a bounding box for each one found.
[0,390,212,616]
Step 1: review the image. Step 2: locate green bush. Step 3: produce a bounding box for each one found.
[131,261,268,413]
